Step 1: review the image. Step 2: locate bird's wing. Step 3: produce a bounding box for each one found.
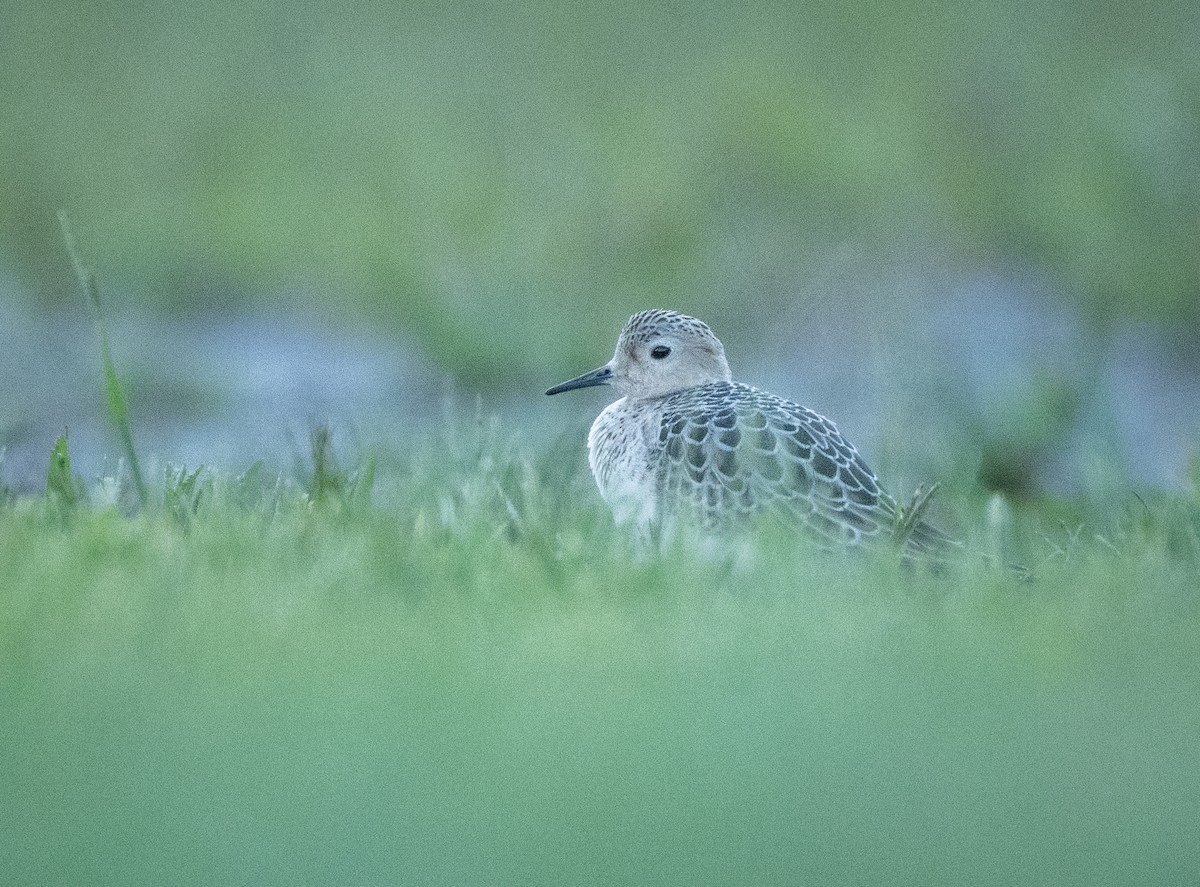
[655,383,900,547]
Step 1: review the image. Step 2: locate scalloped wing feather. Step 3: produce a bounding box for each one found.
[655,382,907,549]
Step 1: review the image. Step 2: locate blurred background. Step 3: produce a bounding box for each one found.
[1,0,1198,496]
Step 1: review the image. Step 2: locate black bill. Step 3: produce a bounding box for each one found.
[545,364,613,395]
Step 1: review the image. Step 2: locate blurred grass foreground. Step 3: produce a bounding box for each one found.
[2,421,1199,885]
[2,1,1200,884]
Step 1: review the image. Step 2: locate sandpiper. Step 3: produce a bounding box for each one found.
[546,309,951,553]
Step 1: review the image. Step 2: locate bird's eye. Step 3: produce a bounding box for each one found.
[650,345,671,360]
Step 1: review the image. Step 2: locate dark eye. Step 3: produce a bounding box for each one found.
[650,345,671,360]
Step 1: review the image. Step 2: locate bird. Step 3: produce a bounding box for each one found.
[546,309,954,555]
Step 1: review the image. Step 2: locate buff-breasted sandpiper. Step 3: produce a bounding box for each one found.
[546,309,953,553]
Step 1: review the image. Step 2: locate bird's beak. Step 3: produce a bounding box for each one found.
[545,364,613,395]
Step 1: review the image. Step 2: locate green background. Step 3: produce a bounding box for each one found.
[3,0,1197,387]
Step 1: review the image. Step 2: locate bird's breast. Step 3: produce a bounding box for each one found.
[586,398,663,528]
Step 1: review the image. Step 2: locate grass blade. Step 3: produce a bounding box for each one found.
[57,211,147,507]
[46,430,84,515]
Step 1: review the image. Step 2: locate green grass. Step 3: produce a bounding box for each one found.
[1,425,1197,886]
[58,211,148,506]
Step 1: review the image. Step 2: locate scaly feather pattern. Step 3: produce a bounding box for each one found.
[547,309,956,556]
[656,381,895,546]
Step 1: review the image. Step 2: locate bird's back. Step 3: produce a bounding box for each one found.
[649,381,899,546]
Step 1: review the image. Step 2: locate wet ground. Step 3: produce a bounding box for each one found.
[0,281,442,493]
[2,269,1197,497]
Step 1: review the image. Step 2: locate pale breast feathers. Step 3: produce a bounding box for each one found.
[587,398,663,529]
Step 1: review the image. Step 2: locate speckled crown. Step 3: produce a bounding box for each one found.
[618,310,718,347]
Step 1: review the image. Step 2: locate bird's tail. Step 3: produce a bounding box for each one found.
[894,483,1032,579]
[893,483,959,555]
